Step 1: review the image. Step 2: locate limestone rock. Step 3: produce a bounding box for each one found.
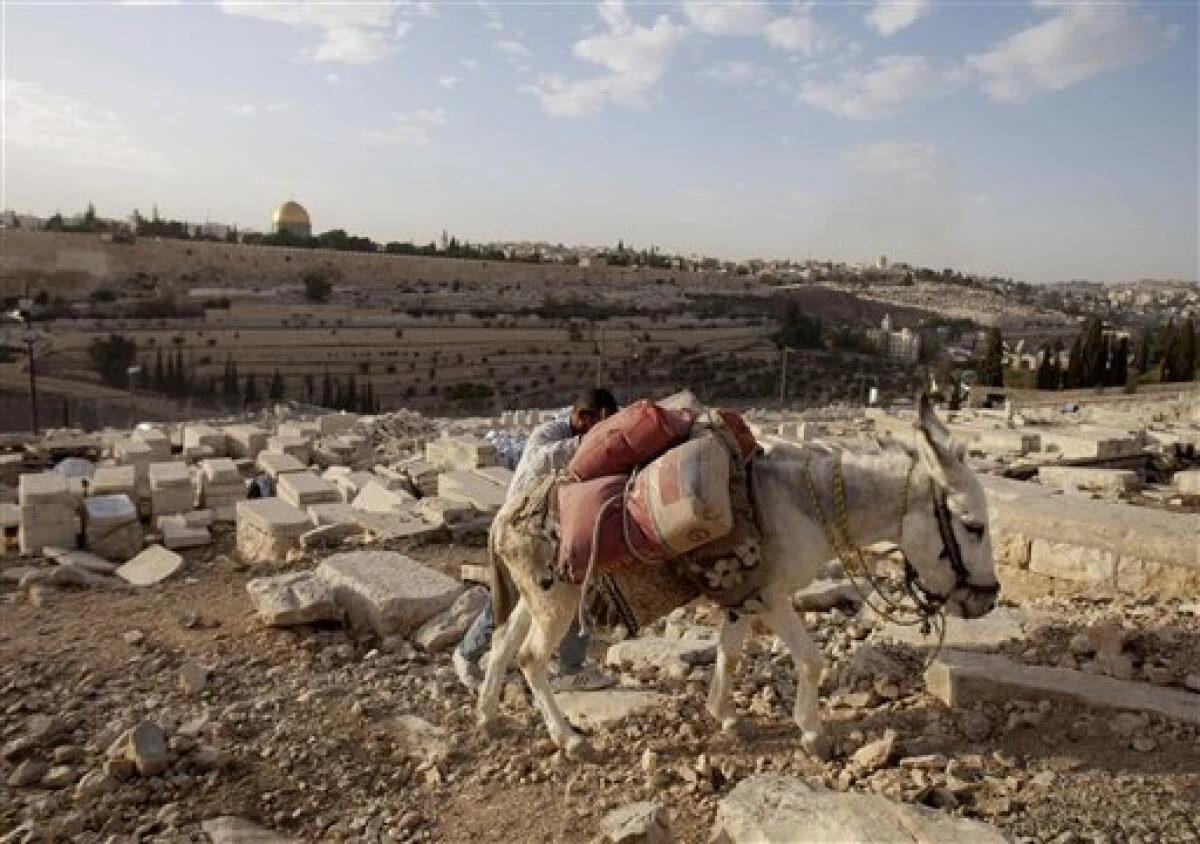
[7,756,48,787]
[246,571,342,627]
[179,662,208,694]
[711,774,1008,843]
[851,728,897,771]
[411,586,488,653]
[556,690,667,730]
[125,721,170,776]
[315,550,462,637]
[200,816,295,843]
[605,637,717,675]
[599,801,674,844]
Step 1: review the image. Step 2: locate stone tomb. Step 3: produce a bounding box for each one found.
[224,424,268,460]
[437,470,508,514]
[18,473,79,556]
[85,494,143,561]
[133,428,172,460]
[199,458,244,521]
[183,424,227,459]
[267,435,311,465]
[255,451,306,480]
[147,462,195,520]
[315,550,462,636]
[89,465,137,502]
[277,471,340,510]
[236,498,312,564]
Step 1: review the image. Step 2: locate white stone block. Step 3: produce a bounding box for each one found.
[256,451,306,480]
[267,435,311,464]
[277,472,340,510]
[246,571,342,627]
[116,545,183,586]
[352,481,416,514]
[315,550,463,636]
[224,424,268,460]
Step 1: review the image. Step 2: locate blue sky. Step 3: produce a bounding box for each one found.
[4,0,1197,283]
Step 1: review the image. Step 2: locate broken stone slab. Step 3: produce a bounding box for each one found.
[43,546,117,574]
[1038,466,1139,495]
[351,480,416,514]
[315,550,463,637]
[794,579,863,612]
[416,496,476,526]
[556,690,667,730]
[925,650,1200,725]
[605,637,717,674]
[711,775,1008,843]
[868,606,1037,652]
[412,586,488,653]
[200,816,295,844]
[115,545,183,586]
[437,470,507,514]
[246,571,342,626]
[299,521,364,550]
[600,801,674,844]
[352,510,441,541]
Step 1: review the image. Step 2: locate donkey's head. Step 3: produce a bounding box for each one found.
[897,394,999,620]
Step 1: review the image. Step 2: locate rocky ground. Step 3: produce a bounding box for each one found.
[2,528,1199,843]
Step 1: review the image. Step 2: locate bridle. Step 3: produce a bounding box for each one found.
[800,447,995,640]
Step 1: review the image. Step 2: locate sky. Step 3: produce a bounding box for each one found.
[3,0,1197,284]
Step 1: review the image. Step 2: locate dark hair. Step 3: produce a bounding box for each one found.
[574,388,619,416]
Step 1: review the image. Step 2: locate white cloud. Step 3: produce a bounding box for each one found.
[524,0,687,117]
[460,58,480,70]
[865,0,932,36]
[843,140,939,183]
[763,11,826,54]
[437,75,461,90]
[700,60,774,88]
[3,79,171,173]
[224,101,292,116]
[682,0,770,36]
[217,0,404,64]
[968,0,1178,103]
[494,39,532,59]
[361,108,447,147]
[796,55,967,119]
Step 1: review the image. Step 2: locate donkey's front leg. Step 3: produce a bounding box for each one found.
[477,598,531,734]
[761,591,831,759]
[706,611,750,734]
[516,591,592,760]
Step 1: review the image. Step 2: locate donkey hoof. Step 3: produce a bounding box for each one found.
[801,732,833,761]
[564,735,598,763]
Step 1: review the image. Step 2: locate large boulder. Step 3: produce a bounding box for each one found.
[246,572,342,627]
[315,551,462,636]
[712,775,1008,843]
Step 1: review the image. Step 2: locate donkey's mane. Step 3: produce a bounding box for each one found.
[761,434,919,465]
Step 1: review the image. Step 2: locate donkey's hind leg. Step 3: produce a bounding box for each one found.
[760,591,831,759]
[477,597,531,734]
[706,611,750,734]
[516,587,591,760]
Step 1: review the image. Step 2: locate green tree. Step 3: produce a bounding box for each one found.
[304,373,315,403]
[1132,332,1150,375]
[1160,321,1181,382]
[979,327,1005,387]
[243,372,258,406]
[1064,337,1084,389]
[1175,318,1196,382]
[268,369,285,401]
[88,334,138,388]
[1081,318,1107,388]
[1035,344,1058,390]
[321,370,334,408]
[1107,337,1129,387]
[154,348,165,391]
[302,269,334,303]
[173,348,187,395]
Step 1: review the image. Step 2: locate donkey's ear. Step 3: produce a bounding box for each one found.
[915,392,966,481]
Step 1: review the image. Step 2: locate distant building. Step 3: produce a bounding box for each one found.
[272,200,311,238]
[868,314,921,363]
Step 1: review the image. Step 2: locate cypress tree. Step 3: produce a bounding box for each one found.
[268,369,285,401]
[243,372,258,406]
[1176,317,1196,382]
[1064,337,1084,389]
[154,348,165,391]
[979,327,1005,387]
[1161,321,1181,382]
[1081,318,1106,387]
[1108,337,1129,387]
[322,370,334,408]
[173,349,187,395]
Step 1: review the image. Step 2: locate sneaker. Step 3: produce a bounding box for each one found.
[551,665,616,693]
[453,649,483,692]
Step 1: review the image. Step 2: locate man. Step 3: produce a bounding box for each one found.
[454,388,620,693]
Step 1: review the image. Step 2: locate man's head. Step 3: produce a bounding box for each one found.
[569,388,619,436]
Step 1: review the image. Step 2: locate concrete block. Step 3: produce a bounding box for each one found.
[246,571,342,627]
[925,650,1200,725]
[315,550,463,636]
[162,520,211,550]
[224,424,268,460]
[267,435,311,465]
[147,462,191,489]
[18,472,69,506]
[116,545,183,586]
[277,472,340,510]
[90,465,137,499]
[200,458,241,486]
[183,424,227,457]
[256,451,306,480]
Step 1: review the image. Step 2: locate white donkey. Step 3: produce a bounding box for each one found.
[477,395,999,760]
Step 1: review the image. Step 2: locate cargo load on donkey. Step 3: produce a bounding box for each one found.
[550,395,764,632]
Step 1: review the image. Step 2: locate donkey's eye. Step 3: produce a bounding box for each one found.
[962,522,986,538]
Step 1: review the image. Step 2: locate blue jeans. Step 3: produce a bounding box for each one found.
[457,599,588,675]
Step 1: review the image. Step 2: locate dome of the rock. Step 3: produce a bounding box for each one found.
[272,200,311,238]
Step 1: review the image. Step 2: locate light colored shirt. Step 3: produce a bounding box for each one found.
[509,417,577,497]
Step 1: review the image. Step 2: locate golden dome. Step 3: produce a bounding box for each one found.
[272,200,310,228]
